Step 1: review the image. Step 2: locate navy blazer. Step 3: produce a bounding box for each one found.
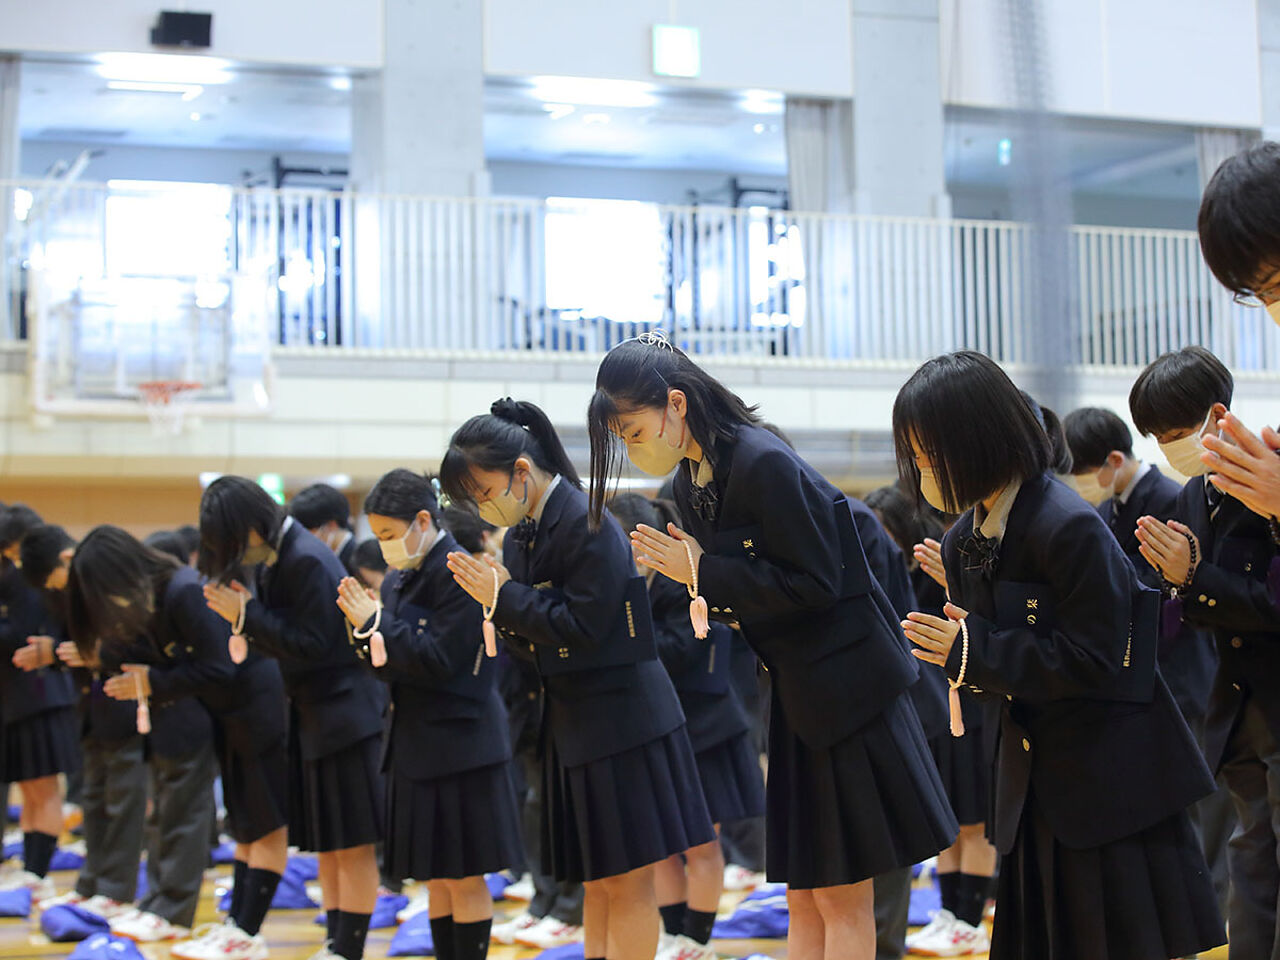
[367,531,512,781]
[104,632,215,760]
[244,522,386,760]
[493,480,685,767]
[0,568,77,725]
[1100,466,1217,727]
[1167,479,1280,772]
[851,498,950,741]
[675,424,918,749]
[649,573,751,753]
[942,473,1214,853]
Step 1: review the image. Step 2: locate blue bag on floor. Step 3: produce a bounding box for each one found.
[1,840,18,860]
[908,881,941,927]
[0,888,32,917]
[68,933,146,960]
[50,847,86,871]
[386,911,434,957]
[41,904,111,941]
[314,892,408,930]
[6,805,18,822]
[136,861,148,902]
[289,855,319,882]
[711,890,789,940]
[211,841,237,865]
[534,945,584,960]
[217,855,318,912]
[485,873,512,899]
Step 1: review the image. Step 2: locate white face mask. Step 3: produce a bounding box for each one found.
[1267,301,1280,328]
[380,521,430,571]
[1070,467,1115,506]
[625,407,689,477]
[477,474,531,527]
[1158,408,1215,478]
[918,465,951,513]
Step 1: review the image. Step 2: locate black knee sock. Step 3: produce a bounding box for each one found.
[429,916,456,960]
[684,908,716,946]
[326,909,339,942]
[333,911,371,960]
[22,831,57,879]
[658,902,687,937]
[228,860,249,925]
[236,867,282,936]
[937,871,960,915]
[954,874,988,928]
[452,919,492,960]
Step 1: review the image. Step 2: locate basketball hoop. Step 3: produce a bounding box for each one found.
[138,380,202,435]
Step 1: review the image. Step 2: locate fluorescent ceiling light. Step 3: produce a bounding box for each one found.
[106,80,205,100]
[96,52,233,85]
[741,89,783,115]
[530,76,657,108]
[543,103,575,120]
[328,76,352,92]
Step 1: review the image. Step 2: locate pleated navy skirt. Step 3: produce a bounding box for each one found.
[385,760,524,882]
[543,724,716,883]
[216,729,289,846]
[928,725,988,827]
[990,793,1225,960]
[2,707,79,782]
[695,731,766,826]
[766,689,958,889]
[288,733,384,853]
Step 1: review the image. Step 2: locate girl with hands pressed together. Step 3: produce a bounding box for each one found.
[337,469,522,960]
[893,350,1223,960]
[587,335,956,960]
[197,477,386,960]
[439,398,714,960]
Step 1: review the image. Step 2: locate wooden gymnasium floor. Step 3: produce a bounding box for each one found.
[0,857,1232,960]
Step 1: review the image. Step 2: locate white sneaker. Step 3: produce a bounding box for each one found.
[111,908,188,942]
[722,864,765,892]
[304,944,341,960]
[907,910,990,957]
[79,895,133,920]
[490,911,540,945]
[396,891,431,923]
[656,935,719,960]
[0,870,55,900]
[39,890,85,911]
[503,874,535,902]
[907,908,955,952]
[513,915,584,949]
[172,923,269,960]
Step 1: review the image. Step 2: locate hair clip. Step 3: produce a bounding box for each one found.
[634,330,676,351]
[430,476,452,510]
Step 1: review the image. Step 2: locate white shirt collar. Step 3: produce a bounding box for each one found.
[691,457,714,488]
[973,481,1022,542]
[424,527,448,558]
[1116,460,1151,506]
[531,474,562,525]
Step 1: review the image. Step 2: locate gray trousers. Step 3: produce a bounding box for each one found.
[1219,698,1280,960]
[873,866,912,960]
[139,742,217,929]
[76,737,147,902]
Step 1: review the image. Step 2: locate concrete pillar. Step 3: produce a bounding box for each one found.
[1259,0,1280,142]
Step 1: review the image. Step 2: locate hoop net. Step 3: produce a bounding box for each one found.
[138,380,202,435]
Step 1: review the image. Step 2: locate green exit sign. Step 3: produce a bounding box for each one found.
[653,24,700,78]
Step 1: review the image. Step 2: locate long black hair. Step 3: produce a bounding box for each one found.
[587,337,760,526]
[364,469,438,522]
[892,351,1051,513]
[198,476,284,583]
[19,524,75,591]
[67,525,179,657]
[439,398,581,507]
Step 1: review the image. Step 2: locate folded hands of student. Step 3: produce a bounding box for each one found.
[446,550,512,606]
[11,635,55,671]
[1202,412,1280,521]
[902,602,969,667]
[913,538,948,590]
[336,576,379,629]
[630,523,702,587]
[102,664,150,700]
[204,579,250,623]
[1135,516,1200,585]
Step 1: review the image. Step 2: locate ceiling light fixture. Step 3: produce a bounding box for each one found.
[328,76,352,92]
[741,89,784,115]
[96,52,232,85]
[544,103,576,120]
[105,80,205,100]
[529,76,656,109]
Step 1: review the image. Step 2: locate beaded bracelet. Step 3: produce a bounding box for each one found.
[948,617,969,738]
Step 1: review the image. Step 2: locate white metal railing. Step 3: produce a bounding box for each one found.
[4,178,1279,371]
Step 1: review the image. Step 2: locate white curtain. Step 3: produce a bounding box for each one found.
[1196,127,1254,193]
[0,56,19,339]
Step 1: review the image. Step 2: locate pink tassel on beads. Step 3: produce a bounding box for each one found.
[948,686,964,738]
[134,673,151,734]
[369,631,387,668]
[684,540,709,640]
[481,568,500,657]
[228,634,247,664]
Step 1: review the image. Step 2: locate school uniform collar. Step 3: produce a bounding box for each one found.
[690,455,714,488]
[973,480,1022,543]
[1115,460,1151,506]
[530,474,563,526]
[266,516,296,566]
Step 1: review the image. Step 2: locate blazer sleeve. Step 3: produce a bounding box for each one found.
[945,515,1137,702]
[378,576,485,685]
[1180,560,1280,633]
[241,555,347,663]
[649,575,703,675]
[697,448,844,620]
[492,514,630,649]
[147,582,236,705]
[853,507,917,620]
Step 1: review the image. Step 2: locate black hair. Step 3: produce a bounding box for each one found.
[439,398,581,508]
[439,507,497,555]
[67,525,179,656]
[1198,141,1280,296]
[363,469,438,523]
[607,493,662,534]
[174,525,200,559]
[1037,403,1074,475]
[892,351,1052,513]
[144,530,190,565]
[1062,407,1134,470]
[863,486,947,559]
[198,476,284,583]
[1129,346,1234,437]
[352,538,387,576]
[587,337,761,526]
[0,504,43,550]
[289,483,351,530]
[19,524,75,591]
